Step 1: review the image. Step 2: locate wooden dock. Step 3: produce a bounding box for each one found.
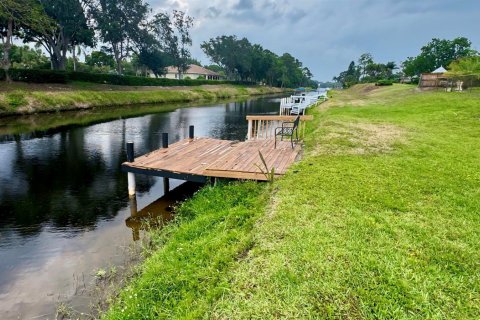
[122,137,301,182]
[122,115,313,197]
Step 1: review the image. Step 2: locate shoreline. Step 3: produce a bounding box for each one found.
[0,95,284,137]
[0,83,289,118]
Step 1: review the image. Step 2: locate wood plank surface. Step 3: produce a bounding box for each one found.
[124,138,234,176]
[123,137,301,181]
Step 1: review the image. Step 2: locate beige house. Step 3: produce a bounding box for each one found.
[159,64,224,80]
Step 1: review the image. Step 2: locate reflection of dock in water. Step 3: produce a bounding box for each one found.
[126,182,202,241]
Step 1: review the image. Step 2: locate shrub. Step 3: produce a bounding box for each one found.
[375,80,394,86]
[1,69,257,87]
[67,71,254,87]
[8,69,68,83]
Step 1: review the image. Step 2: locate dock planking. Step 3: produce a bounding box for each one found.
[122,137,301,182]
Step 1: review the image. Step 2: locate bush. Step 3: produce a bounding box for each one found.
[8,69,68,83]
[1,69,256,87]
[375,80,394,86]
[67,71,254,87]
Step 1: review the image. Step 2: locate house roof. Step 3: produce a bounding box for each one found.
[432,66,447,73]
[166,64,221,76]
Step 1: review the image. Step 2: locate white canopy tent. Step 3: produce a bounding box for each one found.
[432,66,447,74]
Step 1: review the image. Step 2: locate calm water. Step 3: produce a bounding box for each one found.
[0,96,281,319]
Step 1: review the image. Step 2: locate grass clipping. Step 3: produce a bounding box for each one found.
[311,121,406,156]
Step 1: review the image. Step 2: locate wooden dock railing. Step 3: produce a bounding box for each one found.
[246,115,313,140]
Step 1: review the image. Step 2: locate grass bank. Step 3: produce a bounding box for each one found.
[0,82,286,117]
[104,84,480,319]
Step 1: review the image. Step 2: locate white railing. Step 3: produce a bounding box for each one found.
[279,92,328,116]
[280,97,294,115]
[246,115,313,140]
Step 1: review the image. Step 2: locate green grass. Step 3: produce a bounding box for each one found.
[104,84,480,319]
[104,182,267,319]
[0,84,286,116]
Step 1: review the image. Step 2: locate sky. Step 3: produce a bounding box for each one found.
[148,0,480,81]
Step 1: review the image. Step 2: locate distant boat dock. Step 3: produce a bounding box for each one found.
[280,89,328,115]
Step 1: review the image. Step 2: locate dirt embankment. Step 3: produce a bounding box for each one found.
[0,83,288,117]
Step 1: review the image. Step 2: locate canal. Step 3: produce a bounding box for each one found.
[0,96,281,319]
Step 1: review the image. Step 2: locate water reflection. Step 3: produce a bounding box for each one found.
[0,96,281,319]
[126,182,201,241]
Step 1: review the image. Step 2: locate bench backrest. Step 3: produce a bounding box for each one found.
[293,116,301,129]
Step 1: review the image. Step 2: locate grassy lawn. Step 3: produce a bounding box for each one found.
[104,84,480,319]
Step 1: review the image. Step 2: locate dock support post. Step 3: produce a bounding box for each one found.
[126,142,136,197]
[247,120,252,140]
[162,133,169,148]
[162,133,170,193]
[189,125,194,140]
[129,195,140,241]
[129,194,138,217]
[210,177,216,187]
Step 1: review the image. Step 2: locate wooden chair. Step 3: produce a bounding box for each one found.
[274,116,300,149]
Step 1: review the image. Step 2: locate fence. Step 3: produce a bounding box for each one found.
[246,115,313,140]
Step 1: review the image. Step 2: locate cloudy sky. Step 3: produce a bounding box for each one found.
[148,0,480,81]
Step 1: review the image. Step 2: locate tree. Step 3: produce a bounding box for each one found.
[249,44,270,82]
[358,53,373,78]
[85,50,115,68]
[333,61,360,88]
[171,10,193,79]
[186,57,202,66]
[448,56,480,76]
[201,35,237,79]
[278,53,304,87]
[201,35,253,80]
[0,0,52,80]
[262,50,278,86]
[204,64,225,75]
[402,37,477,77]
[202,35,313,87]
[151,10,193,79]
[447,56,480,88]
[137,48,170,77]
[6,44,50,69]
[92,0,150,74]
[334,54,399,87]
[24,0,94,70]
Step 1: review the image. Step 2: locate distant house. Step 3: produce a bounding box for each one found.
[158,64,224,80]
[419,66,448,89]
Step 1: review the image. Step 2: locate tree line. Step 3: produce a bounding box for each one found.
[1,1,316,87]
[0,0,194,81]
[201,35,316,88]
[334,37,478,88]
